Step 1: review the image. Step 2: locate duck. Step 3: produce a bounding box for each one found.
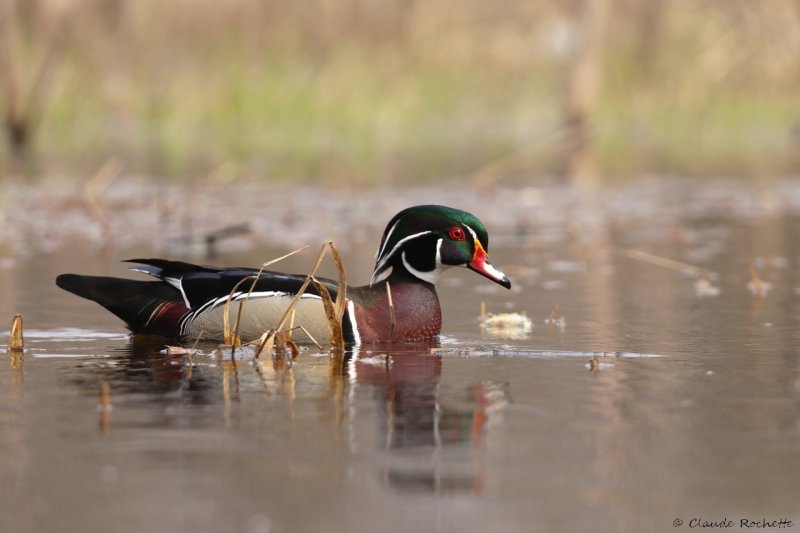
[55,205,511,344]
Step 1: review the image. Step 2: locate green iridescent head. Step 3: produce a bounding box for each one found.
[371,205,511,289]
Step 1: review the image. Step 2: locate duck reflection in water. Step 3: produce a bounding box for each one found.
[350,342,509,495]
[66,335,508,495]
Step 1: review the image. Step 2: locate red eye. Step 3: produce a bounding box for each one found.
[449,227,465,241]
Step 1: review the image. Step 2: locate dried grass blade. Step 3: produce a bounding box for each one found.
[327,241,347,320]
[286,338,300,360]
[222,275,257,350]
[261,246,310,269]
[254,243,329,358]
[311,276,344,351]
[10,313,23,350]
[253,330,276,359]
[223,245,311,353]
[386,282,396,344]
[297,325,323,351]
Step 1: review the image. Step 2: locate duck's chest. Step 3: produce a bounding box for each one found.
[352,283,441,342]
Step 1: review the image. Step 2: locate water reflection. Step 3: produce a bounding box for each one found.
[57,335,510,496]
[349,343,509,495]
[8,183,800,532]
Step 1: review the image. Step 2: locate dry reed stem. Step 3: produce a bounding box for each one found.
[254,243,330,359]
[296,325,323,350]
[273,331,300,361]
[272,331,288,359]
[222,275,257,350]
[190,330,205,353]
[480,301,486,321]
[9,313,23,350]
[247,241,347,360]
[253,330,276,361]
[384,281,396,363]
[746,262,764,293]
[261,246,310,269]
[244,324,321,348]
[288,308,296,341]
[327,242,347,327]
[286,338,300,360]
[222,245,311,357]
[386,282,396,343]
[325,241,348,372]
[310,277,344,352]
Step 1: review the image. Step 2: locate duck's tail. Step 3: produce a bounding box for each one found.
[56,274,189,335]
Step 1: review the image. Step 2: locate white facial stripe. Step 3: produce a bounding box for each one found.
[376,220,400,260]
[464,225,479,244]
[370,265,392,285]
[377,230,433,268]
[370,230,433,285]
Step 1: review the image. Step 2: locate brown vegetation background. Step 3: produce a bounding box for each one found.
[2,0,800,184]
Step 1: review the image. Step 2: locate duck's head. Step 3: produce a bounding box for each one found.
[370,205,511,289]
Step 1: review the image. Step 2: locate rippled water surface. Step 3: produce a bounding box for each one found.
[1,181,800,532]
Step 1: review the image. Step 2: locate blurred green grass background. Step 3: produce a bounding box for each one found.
[2,0,800,183]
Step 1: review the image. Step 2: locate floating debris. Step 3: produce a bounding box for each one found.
[586,358,615,371]
[481,312,532,330]
[357,355,393,367]
[479,305,532,339]
[160,345,195,355]
[693,275,721,298]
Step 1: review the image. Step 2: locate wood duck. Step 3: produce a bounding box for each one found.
[56,205,511,344]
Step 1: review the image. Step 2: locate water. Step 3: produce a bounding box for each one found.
[1,181,800,532]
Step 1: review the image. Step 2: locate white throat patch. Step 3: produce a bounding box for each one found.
[400,238,451,285]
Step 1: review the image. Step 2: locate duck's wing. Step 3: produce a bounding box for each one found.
[124,258,340,310]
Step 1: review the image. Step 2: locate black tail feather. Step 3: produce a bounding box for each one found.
[56,274,184,333]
